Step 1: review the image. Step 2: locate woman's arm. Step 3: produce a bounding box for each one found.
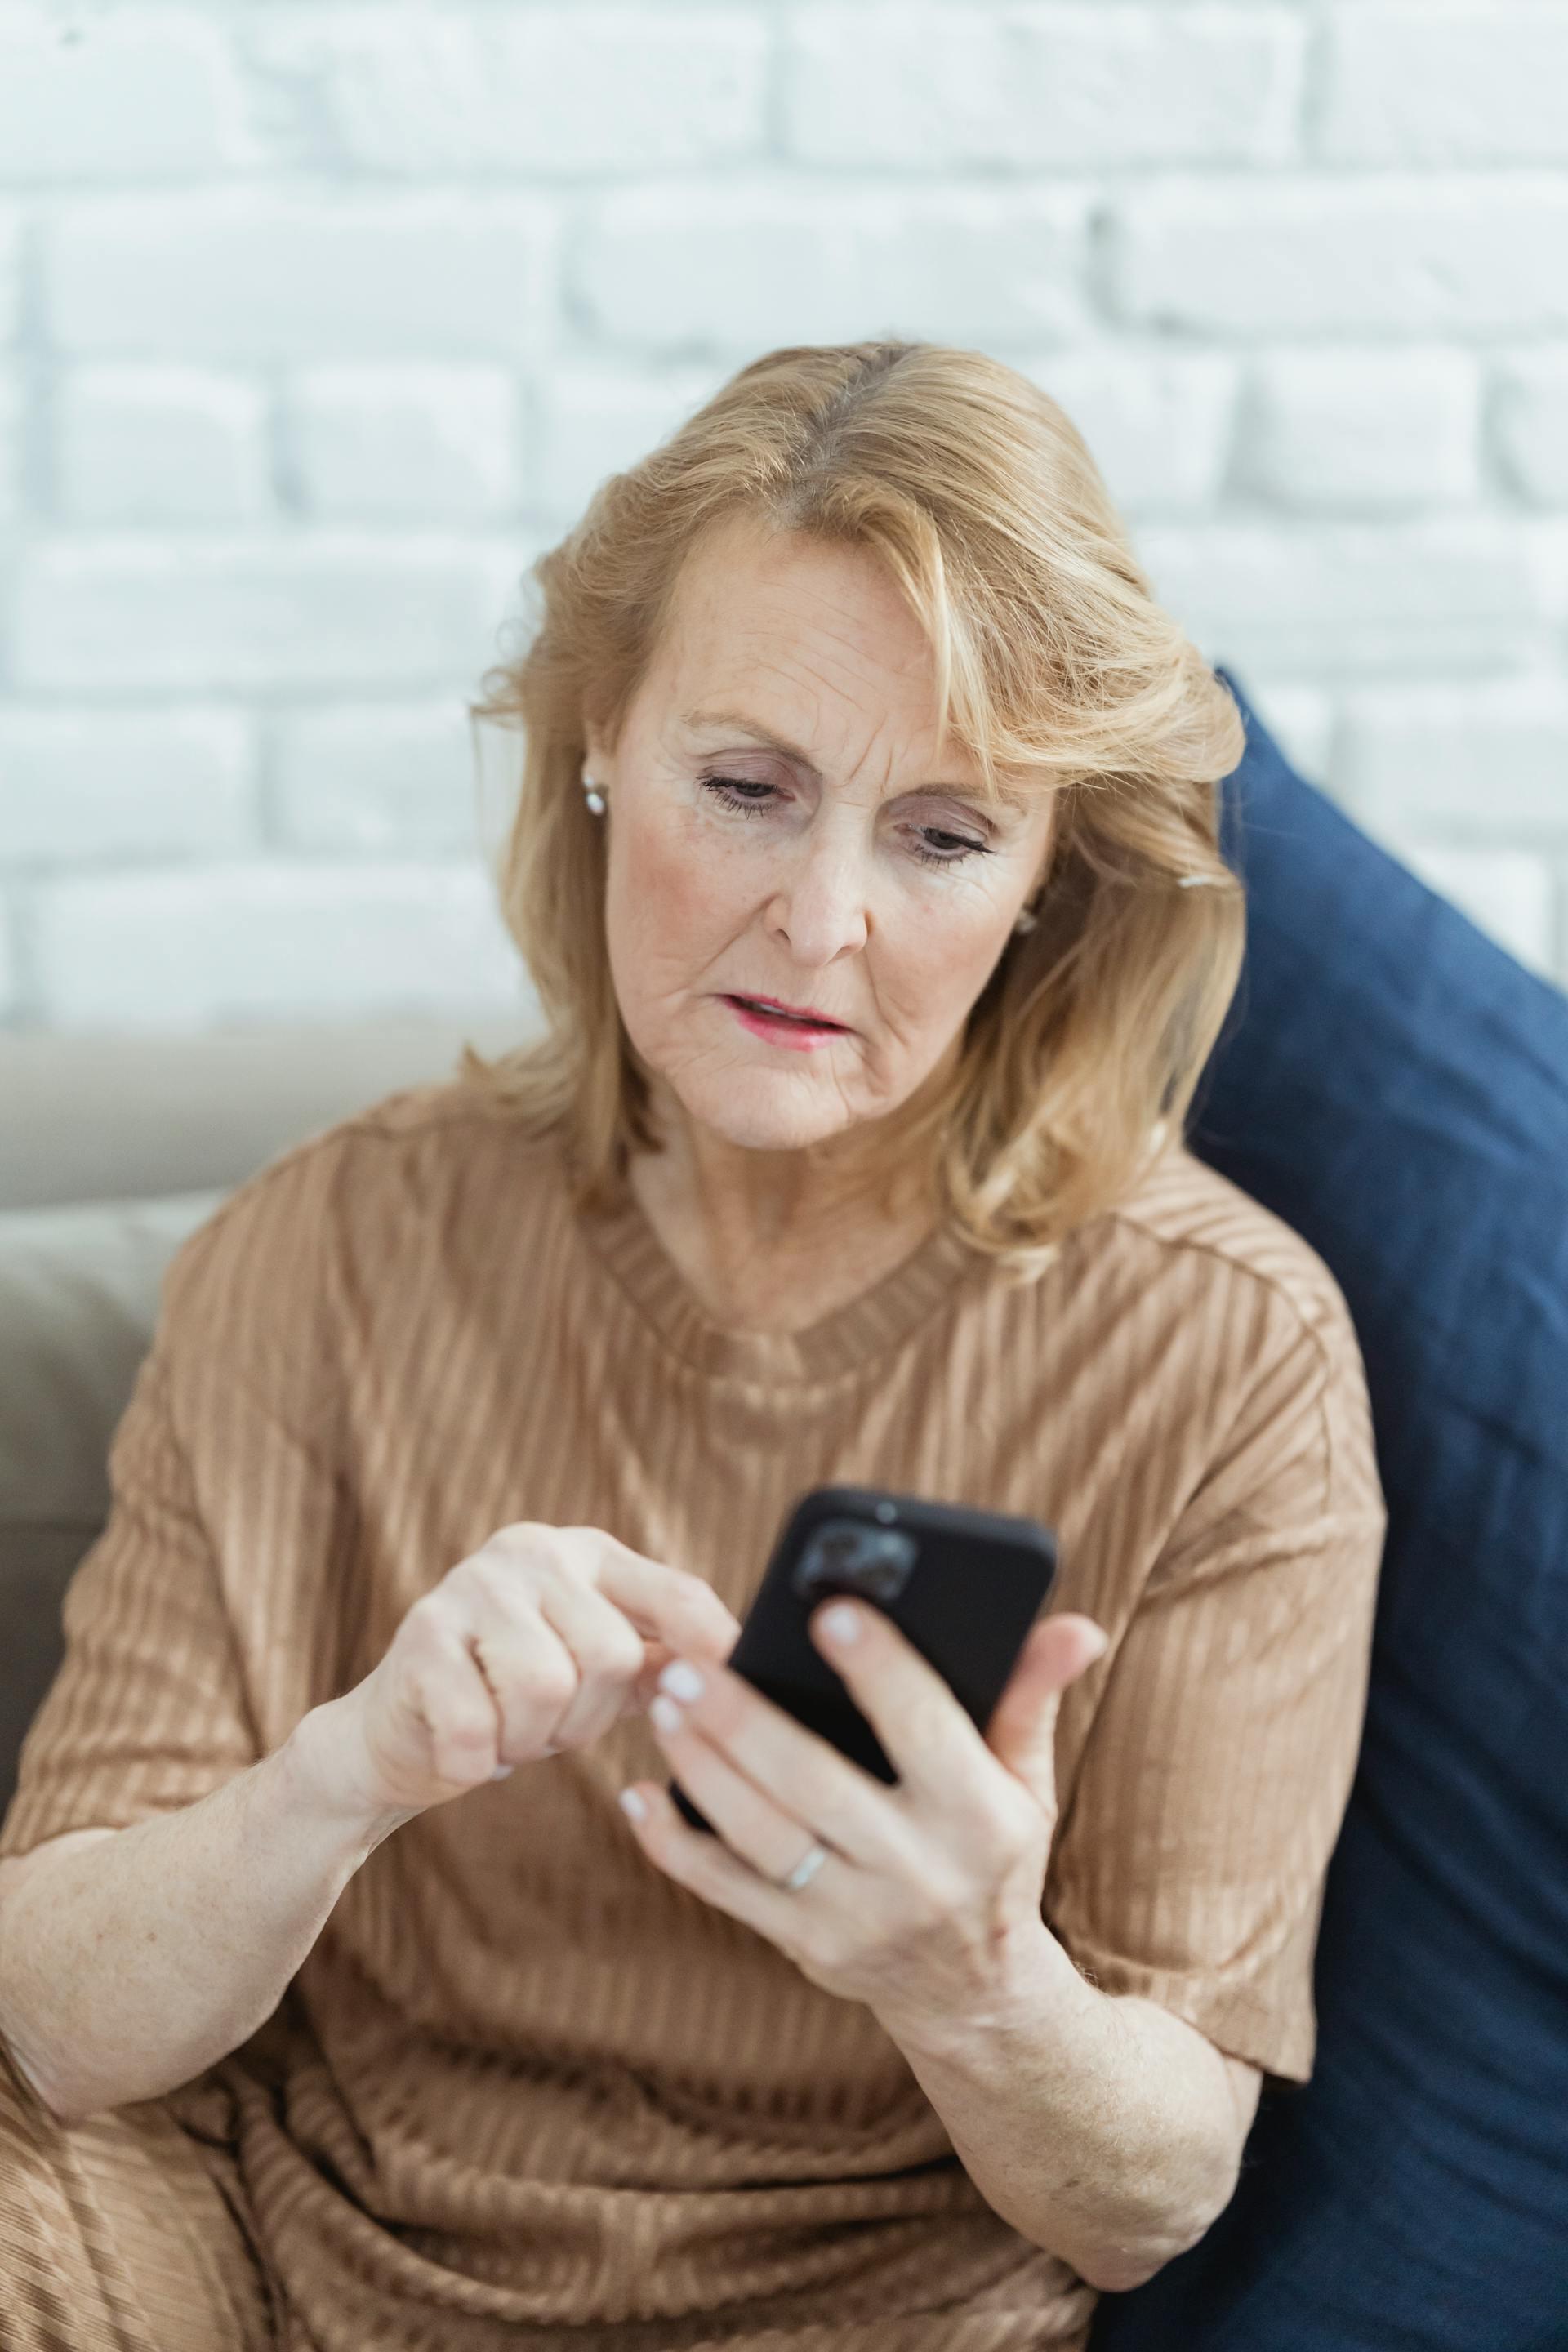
[886,1931,1260,2294]
[619,1597,1289,2297]
[0,1522,740,2129]
[0,1697,407,2128]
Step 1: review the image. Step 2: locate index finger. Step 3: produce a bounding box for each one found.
[810,1598,997,1811]
[591,1535,741,1660]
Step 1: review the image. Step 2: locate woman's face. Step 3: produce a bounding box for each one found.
[586,516,1057,1160]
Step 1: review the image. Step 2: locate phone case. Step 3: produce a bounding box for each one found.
[670,1484,1058,1835]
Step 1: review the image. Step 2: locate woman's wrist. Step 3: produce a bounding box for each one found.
[283,1695,421,1855]
[873,1914,1087,2073]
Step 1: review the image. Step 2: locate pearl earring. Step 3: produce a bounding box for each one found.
[581,771,606,815]
[1012,903,1038,936]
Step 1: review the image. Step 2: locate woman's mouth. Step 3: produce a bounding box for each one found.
[720,995,849,1052]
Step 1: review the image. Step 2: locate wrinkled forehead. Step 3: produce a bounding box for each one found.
[641,516,993,792]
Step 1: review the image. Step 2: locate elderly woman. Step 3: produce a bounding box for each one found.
[0,341,1385,2352]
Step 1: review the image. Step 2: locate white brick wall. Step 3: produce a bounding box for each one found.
[287,368,522,521]
[0,11,247,179]
[781,7,1307,171]
[245,10,772,176]
[0,212,21,345]
[0,0,1564,1035]
[59,369,272,526]
[33,862,522,1032]
[1318,4,1568,167]
[1234,350,1481,511]
[50,195,556,361]
[0,368,21,529]
[1496,354,1568,504]
[0,708,254,860]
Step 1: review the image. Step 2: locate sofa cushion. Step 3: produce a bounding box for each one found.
[1090,671,1568,2347]
[0,1192,225,1811]
[0,1008,528,1212]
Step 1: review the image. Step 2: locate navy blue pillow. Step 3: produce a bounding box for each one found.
[1089,669,1568,2352]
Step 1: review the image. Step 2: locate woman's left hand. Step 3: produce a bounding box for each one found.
[617,1597,1110,2043]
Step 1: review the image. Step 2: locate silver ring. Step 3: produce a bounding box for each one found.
[778,1838,830,1893]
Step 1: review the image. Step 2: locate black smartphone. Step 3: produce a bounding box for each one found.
[670,1485,1059,1833]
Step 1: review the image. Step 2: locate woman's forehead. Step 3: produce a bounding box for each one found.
[639,520,1045,813]
[648,558,975,772]
[659,521,931,685]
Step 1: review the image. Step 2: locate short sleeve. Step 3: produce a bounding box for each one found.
[1043,1301,1388,2088]
[0,1339,262,1862]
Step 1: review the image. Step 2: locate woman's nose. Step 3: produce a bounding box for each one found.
[764,841,871,961]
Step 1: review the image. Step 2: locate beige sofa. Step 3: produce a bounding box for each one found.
[0,1009,532,1816]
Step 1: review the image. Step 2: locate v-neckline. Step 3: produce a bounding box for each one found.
[570,1146,981,1386]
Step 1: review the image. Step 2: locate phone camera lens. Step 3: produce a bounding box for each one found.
[794,1520,917,1604]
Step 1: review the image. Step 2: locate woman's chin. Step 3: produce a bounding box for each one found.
[675,1071,871,1156]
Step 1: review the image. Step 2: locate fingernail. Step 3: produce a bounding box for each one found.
[490,1763,516,1780]
[650,1693,684,1735]
[619,1787,648,1821]
[1084,1625,1110,1663]
[658,1658,705,1702]
[822,1602,860,1645]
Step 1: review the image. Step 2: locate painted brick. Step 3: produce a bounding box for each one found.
[1333,679,1568,837]
[248,9,768,175]
[288,368,520,521]
[1025,350,1237,515]
[784,4,1304,169]
[533,366,725,518]
[58,368,272,526]
[1321,4,1568,167]
[14,538,510,693]
[1494,353,1568,506]
[1110,178,1568,337]
[0,369,20,527]
[33,862,532,1033]
[1521,517,1568,647]
[1235,348,1480,510]
[1136,520,1539,678]
[0,11,247,180]
[0,212,20,348]
[0,708,256,862]
[273,702,483,853]
[1388,840,1555,978]
[1232,681,1337,786]
[581,185,1093,353]
[2,2,1567,1028]
[49,195,555,361]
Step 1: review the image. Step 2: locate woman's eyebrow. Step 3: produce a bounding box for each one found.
[682,706,821,773]
[679,706,1027,811]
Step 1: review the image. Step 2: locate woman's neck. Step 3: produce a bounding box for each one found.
[626,1098,941,1338]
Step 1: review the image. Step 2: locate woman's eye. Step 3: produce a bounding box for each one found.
[912,829,988,868]
[698,775,989,867]
[700,775,776,817]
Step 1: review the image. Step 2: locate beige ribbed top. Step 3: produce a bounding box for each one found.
[0,1080,1388,2352]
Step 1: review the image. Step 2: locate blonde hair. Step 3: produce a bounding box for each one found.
[460,339,1247,1282]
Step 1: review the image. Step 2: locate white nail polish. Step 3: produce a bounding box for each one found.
[650,1693,684,1735]
[659,1659,705,1701]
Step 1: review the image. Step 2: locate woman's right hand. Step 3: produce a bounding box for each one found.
[318,1523,742,1825]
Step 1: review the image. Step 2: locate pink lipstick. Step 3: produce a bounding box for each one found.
[721,995,849,1052]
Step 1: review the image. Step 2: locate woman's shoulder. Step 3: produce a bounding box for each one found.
[156,1076,567,1322]
[1069,1143,1386,1535]
[1088,1138,1365,1379]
